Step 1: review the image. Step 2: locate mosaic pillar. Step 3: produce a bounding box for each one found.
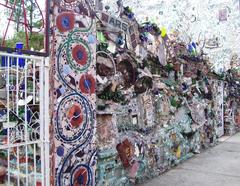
[49,1,97,185]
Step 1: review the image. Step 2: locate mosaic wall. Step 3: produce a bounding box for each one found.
[49,1,97,185]
[104,0,240,73]
[94,1,240,185]
[49,1,240,185]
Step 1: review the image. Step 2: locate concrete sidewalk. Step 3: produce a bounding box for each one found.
[142,133,240,186]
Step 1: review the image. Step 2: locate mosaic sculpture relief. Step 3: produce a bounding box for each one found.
[49,1,240,185]
[94,1,240,185]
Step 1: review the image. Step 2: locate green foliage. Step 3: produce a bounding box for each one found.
[4,31,44,51]
[98,85,126,103]
[1,0,44,50]
[5,0,42,32]
[166,63,174,72]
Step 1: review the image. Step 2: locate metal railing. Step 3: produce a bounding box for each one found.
[0,52,50,186]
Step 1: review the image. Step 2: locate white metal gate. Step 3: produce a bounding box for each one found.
[0,52,49,186]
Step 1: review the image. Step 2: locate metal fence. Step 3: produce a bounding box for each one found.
[0,52,49,186]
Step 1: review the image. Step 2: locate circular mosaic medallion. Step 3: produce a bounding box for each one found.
[70,164,92,186]
[72,45,88,66]
[79,74,95,94]
[56,93,92,143]
[67,104,84,128]
[56,12,75,33]
[66,39,92,72]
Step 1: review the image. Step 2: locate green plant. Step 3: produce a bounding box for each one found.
[3,31,44,51]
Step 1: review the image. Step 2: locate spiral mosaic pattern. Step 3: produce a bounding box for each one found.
[52,1,96,185]
[56,93,93,143]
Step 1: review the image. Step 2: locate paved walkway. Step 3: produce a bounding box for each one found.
[142,133,240,186]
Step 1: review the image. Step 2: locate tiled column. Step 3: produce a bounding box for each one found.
[49,1,97,185]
